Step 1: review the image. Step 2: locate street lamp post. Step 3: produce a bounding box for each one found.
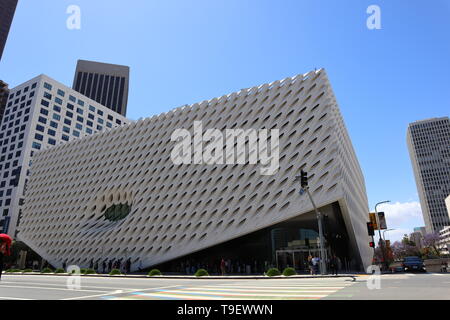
[296,170,327,275]
[305,187,327,275]
[383,229,395,241]
[375,201,390,271]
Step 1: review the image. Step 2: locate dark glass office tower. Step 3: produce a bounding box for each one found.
[0,0,18,61]
[0,80,9,124]
[73,60,130,116]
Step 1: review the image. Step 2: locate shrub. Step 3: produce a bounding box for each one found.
[148,269,162,277]
[80,268,87,274]
[282,267,297,276]
[22,269,33,273]
[194,269,209,277]
[55,268,66,274]
[109,269,121,276]
[6,269,21,273]
[84,268,96,275]
[265,268,281,277]
[41,268,54,273]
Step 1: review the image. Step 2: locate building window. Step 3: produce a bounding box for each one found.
[44,82,52,90]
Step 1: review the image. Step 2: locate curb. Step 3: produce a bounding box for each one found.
[1,272,358,281]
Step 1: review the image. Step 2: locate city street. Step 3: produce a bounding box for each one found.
[0,273,449,300]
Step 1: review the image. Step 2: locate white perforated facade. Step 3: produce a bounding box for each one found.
[18,69,372,271]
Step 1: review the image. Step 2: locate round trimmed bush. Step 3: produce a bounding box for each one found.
[265,268,281,277]
[55,268,66,274]
[84,268,96,275]
[41,268,54,273]
[148,269,162,277]
[194,269,209,277]
[282,267,297,276]
[80,268,87,274]
[22,269,33,273]
[6,269,21,273]
[109,269,121,276]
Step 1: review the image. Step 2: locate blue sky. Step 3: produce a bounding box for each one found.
[1,0,449,241]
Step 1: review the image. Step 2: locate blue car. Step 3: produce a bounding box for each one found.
[402,256,426,272]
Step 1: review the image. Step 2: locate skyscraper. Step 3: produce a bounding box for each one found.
[0,80,9,124]
[72,60,129,116]
[0,0,18,61]
[407,117,450,233]
[0,74,130,236]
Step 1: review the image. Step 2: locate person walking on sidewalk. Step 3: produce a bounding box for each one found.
[330,254,338,276]
[220,258,226,276]
[308,255,314,275]
[0,242,5,281]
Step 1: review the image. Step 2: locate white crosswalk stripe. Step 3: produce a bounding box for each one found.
[103,279,356,300]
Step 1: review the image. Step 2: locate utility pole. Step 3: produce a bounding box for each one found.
[296,170,327,275]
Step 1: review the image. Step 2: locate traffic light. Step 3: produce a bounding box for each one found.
[367,222,375,236]
[369,241,375,248]
[300,170,308,188]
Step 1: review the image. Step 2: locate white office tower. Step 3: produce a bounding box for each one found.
[19,69,372,272]
[407,117,450,233]
[0,75,130,236]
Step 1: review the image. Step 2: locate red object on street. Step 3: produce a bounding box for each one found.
[0,233,12,256]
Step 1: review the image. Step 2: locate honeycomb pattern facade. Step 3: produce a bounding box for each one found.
[18,69,372,271]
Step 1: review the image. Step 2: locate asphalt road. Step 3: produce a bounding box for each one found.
[0,273,449,300]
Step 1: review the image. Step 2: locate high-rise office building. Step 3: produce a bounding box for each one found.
[0,0,18,61]
[407,117,450,233]
[19,69,373,272]
[0,80,9,124]
[72,60,129,116]
[0,74,130,236]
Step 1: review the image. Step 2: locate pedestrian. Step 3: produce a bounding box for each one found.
[102,260,106,274]
[0,241,6,281]
[126,258,131,274]
[330,254,338,276]
[94,261,99,273]
[308,255,314,275]
[108,260,113,272]
[220,258,226,276]
[311,256,319,275]
[62,260,67,272]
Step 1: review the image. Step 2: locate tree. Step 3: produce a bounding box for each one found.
[391,240,420,260]
[423,232,442,257]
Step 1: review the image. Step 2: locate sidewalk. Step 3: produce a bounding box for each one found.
[2,271,359,280]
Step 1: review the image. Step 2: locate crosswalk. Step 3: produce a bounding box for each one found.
[102,279,356,300]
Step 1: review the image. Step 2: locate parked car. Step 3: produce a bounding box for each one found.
[402,256,426,272]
